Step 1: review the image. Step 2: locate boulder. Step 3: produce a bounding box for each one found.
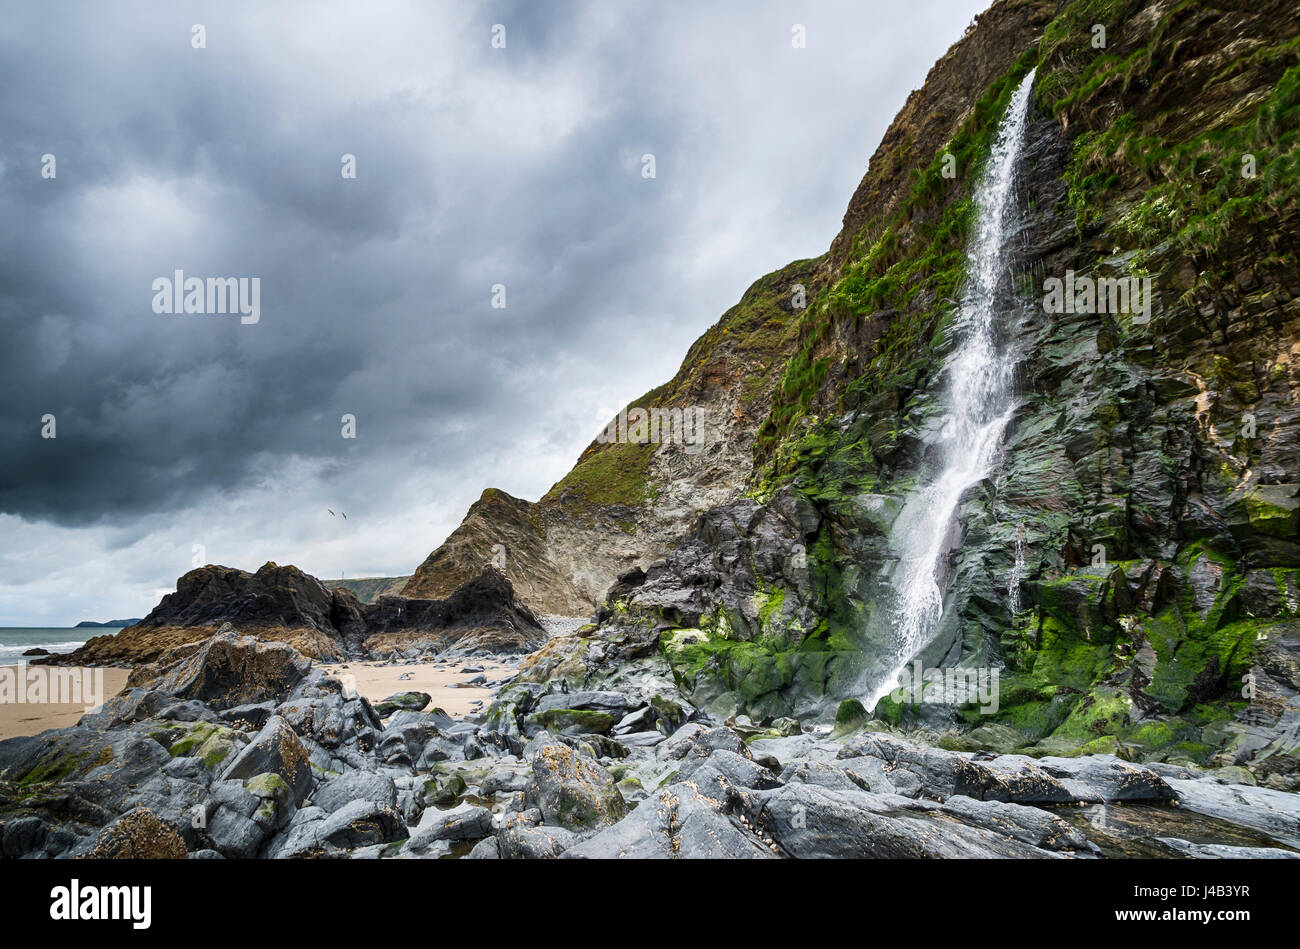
[565,783,775,859]
[126,627,314,710]
[524,743,627,830]
[219,715,313,806]
[373,691,432,717]
[408,802,493,850]
[313,771,398,814]
[82,807,188,859]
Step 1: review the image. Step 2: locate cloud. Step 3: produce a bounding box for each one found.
[0,0,986,624]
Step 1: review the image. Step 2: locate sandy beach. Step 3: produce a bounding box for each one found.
[0,657,515,742]
[0,666,131,741]
[320,658,517,717]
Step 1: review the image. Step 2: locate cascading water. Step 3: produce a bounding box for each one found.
[863,69,1036,710]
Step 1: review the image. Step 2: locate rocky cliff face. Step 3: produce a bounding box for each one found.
[484,0,1300,789]
[406,2,1069,618]
[55,562,544,664]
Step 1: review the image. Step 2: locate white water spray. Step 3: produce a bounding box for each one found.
[864,69,1036,710]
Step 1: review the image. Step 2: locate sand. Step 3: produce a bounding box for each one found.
[0,657,516,741]
[0,666,131,741]
[320,659,517,717]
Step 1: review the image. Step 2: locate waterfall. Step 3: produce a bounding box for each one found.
[863,68,1036,710]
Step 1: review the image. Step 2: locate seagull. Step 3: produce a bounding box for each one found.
[327,509,335,517]
[341,512,347,519]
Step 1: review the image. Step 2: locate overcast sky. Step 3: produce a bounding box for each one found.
[0,0,987,626]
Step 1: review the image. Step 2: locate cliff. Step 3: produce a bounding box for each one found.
[484,0,1300,789]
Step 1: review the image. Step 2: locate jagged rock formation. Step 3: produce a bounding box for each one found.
[359,569,548,658]
[50,562,544,664]
[401,488,590,614]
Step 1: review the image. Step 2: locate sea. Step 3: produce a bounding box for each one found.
[0,628,104,666]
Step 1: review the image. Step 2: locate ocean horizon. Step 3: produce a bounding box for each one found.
[0,627,112,665]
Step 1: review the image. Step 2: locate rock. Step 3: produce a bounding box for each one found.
[57,565,353,664]
[21,647,50,657]
[361,568,548,657]
[424,772,468,806]
[612,706,657,735]
[770,717,802,737]
[1156,837,1300,859]
[151,720,246,772]
[2,816,48,856]
[615,731,667,748]
[660,723,750,762]
[217,702,275,730]
[525,708,617,736]
[1028,755,1177,804]
[941,723,1029,755]
[752,783,1067,858]
[524,743,627,830]
[245,772,294,832]
[82,807,188,859]
[220,715,314,807]
[465,836,501,859]
[408,802,493,850]
[125,628,314,709]
[676,748,781,793]
[480,764,530,795]
[565,783,775,859]
[313,771,397,814]
[495,814,579,858]
[373,691,432,717]
[535,690,636,714]
[267,799,406,857]
[1165,777,1300,849]
[205,804,266,859]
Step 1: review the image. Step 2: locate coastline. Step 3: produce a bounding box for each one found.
[0,657,516,742]
[0,666,131,741]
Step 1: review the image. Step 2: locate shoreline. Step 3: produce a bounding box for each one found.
[0,656,517,741]
[0,665,131,741]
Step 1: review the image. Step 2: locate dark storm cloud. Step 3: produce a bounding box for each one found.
[0,0,988,624]
[0,0,695,526]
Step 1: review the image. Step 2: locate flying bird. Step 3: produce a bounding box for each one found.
[327,509,335,517]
